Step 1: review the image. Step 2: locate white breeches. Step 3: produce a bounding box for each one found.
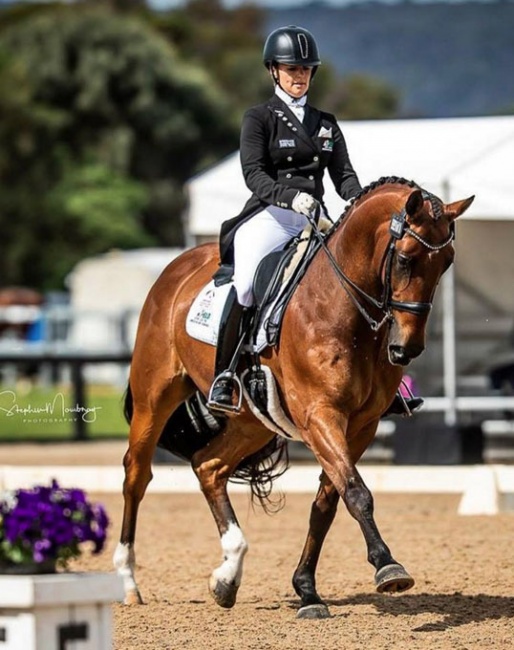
[233,206,309,307]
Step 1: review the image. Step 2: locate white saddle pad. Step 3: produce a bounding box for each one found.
[185,281,233,347]
[185,280,272,352]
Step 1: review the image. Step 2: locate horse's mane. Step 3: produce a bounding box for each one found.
[335,175,445,226]
[336,176,420,225]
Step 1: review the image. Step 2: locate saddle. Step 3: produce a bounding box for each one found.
[186,218,332,433]
[251,218,331,347]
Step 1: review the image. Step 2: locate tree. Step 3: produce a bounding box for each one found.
[151,1,270,117]
[323,74,400,120]
[0,7,238,289]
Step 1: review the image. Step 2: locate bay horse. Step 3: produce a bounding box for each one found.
[114,177,474,619]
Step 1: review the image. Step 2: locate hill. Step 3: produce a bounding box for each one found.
[266,2,514,118]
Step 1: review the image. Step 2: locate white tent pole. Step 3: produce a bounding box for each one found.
[441,178,458,426]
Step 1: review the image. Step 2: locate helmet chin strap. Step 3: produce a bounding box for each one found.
[270,66,309,100]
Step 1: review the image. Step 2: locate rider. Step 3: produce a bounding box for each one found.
[207,25,423,418]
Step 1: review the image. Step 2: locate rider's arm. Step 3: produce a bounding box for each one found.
[327,119,362,201]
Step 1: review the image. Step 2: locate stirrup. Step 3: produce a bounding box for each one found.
[207,371,243,415]
[396,392,424,417]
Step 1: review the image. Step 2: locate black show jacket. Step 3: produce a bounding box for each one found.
[218,94,362,266]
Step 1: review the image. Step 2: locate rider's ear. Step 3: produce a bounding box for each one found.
[405,189,424,221]
[445,196,475,221]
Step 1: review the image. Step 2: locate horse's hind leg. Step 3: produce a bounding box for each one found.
[292,471,339,619]
[192,422,273,609]
[114,378,193,604]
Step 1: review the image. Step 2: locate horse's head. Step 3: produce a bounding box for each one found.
[386,188,474,365]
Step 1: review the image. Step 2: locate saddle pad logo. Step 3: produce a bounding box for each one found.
[279,139,296,148]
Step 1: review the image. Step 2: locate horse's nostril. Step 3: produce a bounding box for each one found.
[389,344,424,366]
[389,346,410,366]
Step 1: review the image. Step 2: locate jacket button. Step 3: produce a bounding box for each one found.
[313,156,319,162]
[287,156,293,162]
[292,127,298,132]
[309,175,314,180]
[286,173,292,179]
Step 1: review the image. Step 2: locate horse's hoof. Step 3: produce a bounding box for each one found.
[375,563,415,594]
[124,588,143,605]
[297,603,331,619]
[209,576,239,608]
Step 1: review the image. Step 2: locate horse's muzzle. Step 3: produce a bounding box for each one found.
[388,344,424,366]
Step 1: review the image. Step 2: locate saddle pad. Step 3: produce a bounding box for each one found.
[185,281,233,346]
[186,280,280,352]
[241,365,302,441]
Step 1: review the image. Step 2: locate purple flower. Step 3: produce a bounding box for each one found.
[0,480,110,568]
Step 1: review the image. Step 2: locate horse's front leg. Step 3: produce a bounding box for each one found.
[292,470,339,619]
[300,410,414,612]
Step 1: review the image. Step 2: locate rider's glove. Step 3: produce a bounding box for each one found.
[292,192,318,218]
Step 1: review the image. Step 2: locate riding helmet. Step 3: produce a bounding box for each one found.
[263,25,322,69]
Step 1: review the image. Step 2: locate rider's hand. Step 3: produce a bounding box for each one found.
[292,192,318,218]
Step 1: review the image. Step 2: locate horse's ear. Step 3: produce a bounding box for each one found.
[445,195,475,221]
[405,189,424,220]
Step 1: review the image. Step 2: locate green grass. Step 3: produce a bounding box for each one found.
[0,383,128,441]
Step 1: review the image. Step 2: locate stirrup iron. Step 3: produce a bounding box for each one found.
[207,371,243,415]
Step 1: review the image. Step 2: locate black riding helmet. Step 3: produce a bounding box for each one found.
[263,25,321,78]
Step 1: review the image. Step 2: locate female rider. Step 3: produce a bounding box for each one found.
[207,25,422,418]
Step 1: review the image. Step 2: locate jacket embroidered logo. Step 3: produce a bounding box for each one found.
[279,139,296,148]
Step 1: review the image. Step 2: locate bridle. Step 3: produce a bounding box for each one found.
[308,193,455,332]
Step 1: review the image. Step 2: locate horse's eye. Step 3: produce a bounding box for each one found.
[397,253,411,269]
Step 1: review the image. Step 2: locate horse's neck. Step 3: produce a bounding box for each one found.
[329,200,388,294]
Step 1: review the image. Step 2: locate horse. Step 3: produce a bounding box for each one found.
[114,177,474,619]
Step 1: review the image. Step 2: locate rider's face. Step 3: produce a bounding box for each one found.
[275,64,313,99]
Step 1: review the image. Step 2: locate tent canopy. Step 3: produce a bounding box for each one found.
[187,115,514,237]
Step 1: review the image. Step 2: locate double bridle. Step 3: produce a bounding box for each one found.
[309,194,454,332]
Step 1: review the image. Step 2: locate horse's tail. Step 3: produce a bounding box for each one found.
[123,381,133,424]
[230,435,290,514]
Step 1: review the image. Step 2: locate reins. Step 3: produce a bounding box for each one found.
[306,190,454,332]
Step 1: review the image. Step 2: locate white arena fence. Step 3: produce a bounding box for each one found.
[0,464,512,516]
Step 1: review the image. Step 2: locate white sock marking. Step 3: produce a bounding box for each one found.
[212,522,248,587]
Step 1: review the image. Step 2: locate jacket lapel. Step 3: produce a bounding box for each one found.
[268,95,318,153]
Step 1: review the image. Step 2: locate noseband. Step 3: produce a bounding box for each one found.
[309,193,454,331]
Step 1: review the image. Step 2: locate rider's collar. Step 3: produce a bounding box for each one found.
[275,85,308,108]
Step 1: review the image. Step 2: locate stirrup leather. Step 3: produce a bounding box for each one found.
[207,371,243,414]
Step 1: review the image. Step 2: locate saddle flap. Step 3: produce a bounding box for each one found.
[253,247,297,306]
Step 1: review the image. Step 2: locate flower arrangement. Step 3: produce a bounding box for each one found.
[0,479,109,573]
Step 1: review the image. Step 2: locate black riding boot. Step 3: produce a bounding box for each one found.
[207,287,246,414]
[382,392,424,417]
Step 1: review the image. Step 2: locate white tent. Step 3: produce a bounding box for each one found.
[186,115,514,423]
[187,115,514,239]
